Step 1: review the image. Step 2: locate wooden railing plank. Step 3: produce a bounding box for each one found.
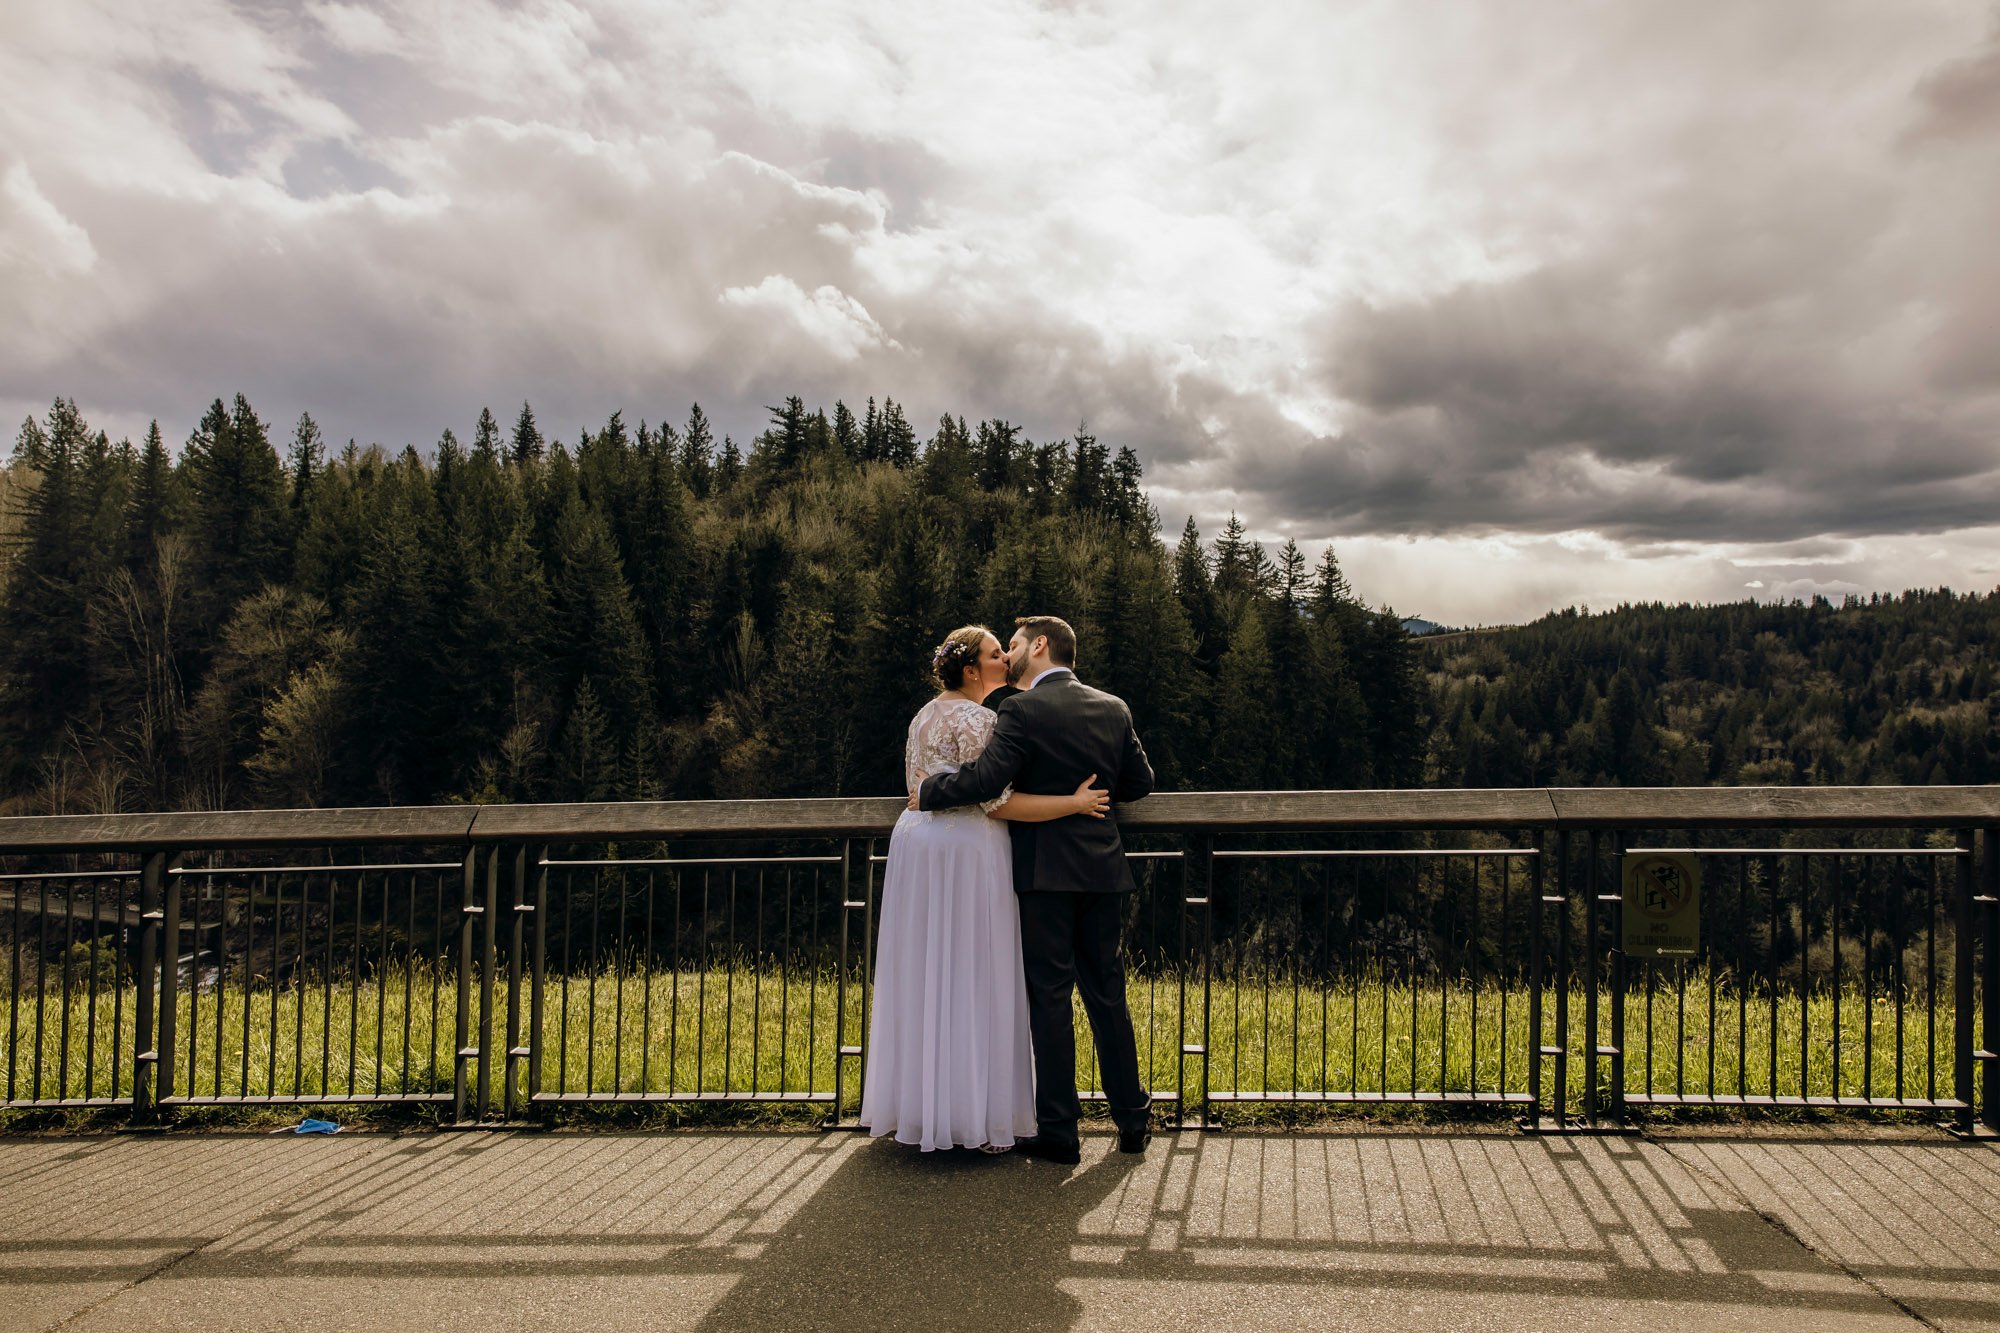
[1546,785,2000,828]
[1114,789,1561,831]
[0,786,1993,851]
[0,806,477,852]
[467,798,907,841]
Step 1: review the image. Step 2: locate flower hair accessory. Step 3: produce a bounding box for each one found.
[931,635,979,680]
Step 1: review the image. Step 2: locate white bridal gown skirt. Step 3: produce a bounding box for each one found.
[860,805,1037,1151]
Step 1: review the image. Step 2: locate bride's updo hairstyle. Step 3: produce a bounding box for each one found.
[929,625,989,692]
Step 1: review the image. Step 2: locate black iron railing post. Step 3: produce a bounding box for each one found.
[1171,848,1187,1129]
[505,845,528,1121]
[129,851,167,1126]
[1192,832,1208,1120]
[1607,830,1626,1124]
[1982,827,1999,1133]
[1583,831,1600,1124]
[831,837,860,1126]
[529,846,548,1107]
[1527,832,1546,1129]
[5,862,16,1107]
[453,849,478,1124]
[1182,833,1214,1129]
[858,838,877,1117]
[476,844,499,1119]
[1554,830,1571,1125]
[155,856,183,1109]
[1954,829,1975,1135]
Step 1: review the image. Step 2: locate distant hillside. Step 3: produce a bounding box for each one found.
[1421,591,2000,787]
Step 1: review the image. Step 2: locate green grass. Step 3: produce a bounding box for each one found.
[4,962,1980,1120]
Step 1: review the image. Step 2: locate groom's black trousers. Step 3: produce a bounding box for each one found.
[1017,890,1151,1148]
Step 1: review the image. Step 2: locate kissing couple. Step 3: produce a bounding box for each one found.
[859,615,1156,1164]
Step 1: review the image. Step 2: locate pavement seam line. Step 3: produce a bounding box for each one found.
[41,1173,343,1333]
[1650,1138,1943,1331]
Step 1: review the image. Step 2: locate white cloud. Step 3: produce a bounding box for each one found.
[307,2,403,56]
[720,275,899,362]
[0,164,97,277]
[2,0,1998,620]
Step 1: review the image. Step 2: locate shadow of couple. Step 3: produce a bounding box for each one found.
[695,1135,1146,1332]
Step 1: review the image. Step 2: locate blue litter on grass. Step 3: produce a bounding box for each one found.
[293,1118,341,1134]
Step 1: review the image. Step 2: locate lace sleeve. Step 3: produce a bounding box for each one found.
[953,703,997,754]
[951,707,1015,813]
[906,700,1013,810]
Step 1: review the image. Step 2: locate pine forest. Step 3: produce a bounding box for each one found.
[0,395,1419,814]
[7,394,1995,816]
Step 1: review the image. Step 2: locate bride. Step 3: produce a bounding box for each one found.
[860,625,1110,1152]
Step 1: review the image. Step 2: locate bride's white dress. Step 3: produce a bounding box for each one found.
[859,696,1037,1150]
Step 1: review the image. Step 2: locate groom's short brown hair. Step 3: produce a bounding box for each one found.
[1014,615,1076,666]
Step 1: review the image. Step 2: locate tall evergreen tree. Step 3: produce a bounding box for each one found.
[624,426,694,715]
[1173,516,1226,674]
[975,419,1021,491]
[1210,601,1280,788]
[861,396,884,463]
[1212,512,1254,598]
[716,435,743,492]
[180,394,287,630]
[123,420,179,570]
[1111,446,1146,529]
[764,396,809,470]
[678,403,715,498]
[547,498,656,746]
[0,402,103,778]
[1068,425,1108,514]
[286,413,324,512]
[918,414,973,499]
[472,407,502,461]
[880,398,917,468]
[510,401,544,466]
[832,400,860,460]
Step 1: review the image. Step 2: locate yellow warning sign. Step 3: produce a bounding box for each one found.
[1621,853,1701,958]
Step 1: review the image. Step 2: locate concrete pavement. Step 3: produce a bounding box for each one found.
[1,1124,1995,1332]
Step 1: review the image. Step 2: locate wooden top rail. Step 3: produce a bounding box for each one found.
[0,806,478,853]
[0,786,1995,851]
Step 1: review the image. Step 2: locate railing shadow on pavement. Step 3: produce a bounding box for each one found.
[4,1130,1999,1330]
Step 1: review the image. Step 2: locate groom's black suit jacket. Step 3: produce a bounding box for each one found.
[919,672,1154,894]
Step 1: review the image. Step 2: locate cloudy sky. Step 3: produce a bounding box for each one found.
[4,0,1999,625]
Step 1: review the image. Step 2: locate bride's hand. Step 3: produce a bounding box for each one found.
[1072,773,1111,819]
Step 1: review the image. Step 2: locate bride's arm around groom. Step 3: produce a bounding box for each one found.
[917,616,1154,890]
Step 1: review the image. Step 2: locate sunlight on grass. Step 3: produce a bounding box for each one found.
[5,961,1974,1113]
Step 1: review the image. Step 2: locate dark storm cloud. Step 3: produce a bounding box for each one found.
[1248,254,2000,543]
[1911,21,2000,142]
[1196,20,2000,547]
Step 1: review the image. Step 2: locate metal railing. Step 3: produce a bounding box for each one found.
[523,849,848,1111]
[157,853,473,1110]
[0,787,1993,1134]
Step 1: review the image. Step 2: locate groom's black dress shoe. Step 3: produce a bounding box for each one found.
[1016,1137,1082,1166]
[1118,1128,1151,1154]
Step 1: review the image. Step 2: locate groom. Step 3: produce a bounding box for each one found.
[918,615,1156,1162]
